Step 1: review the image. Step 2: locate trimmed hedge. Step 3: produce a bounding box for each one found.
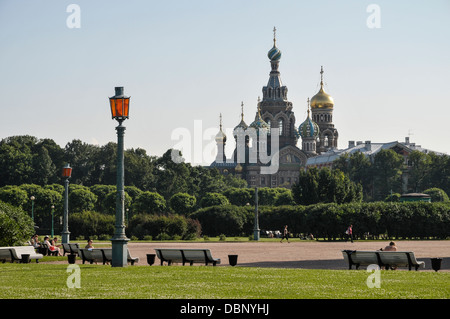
[128,214,201,240]
[191,202,450,240]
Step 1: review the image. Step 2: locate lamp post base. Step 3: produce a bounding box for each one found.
[253,228,260,241]
[111,237,129,267]
[61,231,70,244]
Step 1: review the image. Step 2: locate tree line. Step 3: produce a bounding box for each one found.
[333,149,450,201]
[0,135,246,199]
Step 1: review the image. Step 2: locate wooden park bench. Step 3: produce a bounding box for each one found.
[62,243,80,256]
[342,250,425,271]
[100,248,139,265]
[0,246,43,263]
[154,248,221,266]
[78,248,104,264]
[78,248,139,265]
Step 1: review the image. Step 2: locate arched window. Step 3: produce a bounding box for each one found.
[265,119,271,131]
[278,119,283,136]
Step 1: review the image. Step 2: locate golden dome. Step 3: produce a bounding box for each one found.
[310,86,334,109]
[310,66,334,109]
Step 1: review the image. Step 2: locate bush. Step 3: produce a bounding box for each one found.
[423,188,449,202]
[190,205,250,236]
[199,193,230,208]
[128,214,201,240]
[133,191,166,214]
[69,211,114,239]
[169,193,196,214]
[0,201,35,246]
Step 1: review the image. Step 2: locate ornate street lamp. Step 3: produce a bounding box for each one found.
[253,187,260,241]
[109,86,130,267]
[61,163,72,244]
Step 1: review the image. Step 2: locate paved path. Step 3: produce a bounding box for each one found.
[126,240,449,271]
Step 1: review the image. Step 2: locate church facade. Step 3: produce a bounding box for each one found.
[210,29,339,188]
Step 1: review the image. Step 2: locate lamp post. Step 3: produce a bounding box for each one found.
[51,205,55,237]
[109,86,130,267]
[30,196,35,223]
[253,187,260,241]
[62,163,72,244]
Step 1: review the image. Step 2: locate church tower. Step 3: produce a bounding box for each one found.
[259,27,298,149]
[298,98,320,154]
[310,66,338,153]
[215,113,227,163]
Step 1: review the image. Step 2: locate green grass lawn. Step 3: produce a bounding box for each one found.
[0,263,448,299]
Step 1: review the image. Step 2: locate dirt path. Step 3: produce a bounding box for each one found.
[125,240,449,271]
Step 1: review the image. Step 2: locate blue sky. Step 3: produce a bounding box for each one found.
[1,0,449,165]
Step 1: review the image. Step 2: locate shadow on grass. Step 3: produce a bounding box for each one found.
[234,257,450,271]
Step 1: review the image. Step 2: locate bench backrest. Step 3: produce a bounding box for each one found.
[79,248,104,261]
[102,248,112,260]
[155,249,184,262]
[342,250,379,265]
[342,250,422,266]
[182,249,210,261]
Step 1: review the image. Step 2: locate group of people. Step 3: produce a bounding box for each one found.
[30,235,95,255]
[30,234,63,256]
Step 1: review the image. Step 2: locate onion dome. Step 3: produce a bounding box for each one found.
[310,66,334,109]
[233,102,248,135]
[249,99,270,133]
[268,46,281,61]
[267,27,282,61]
[298,99,320,138]
[215,113,227,143]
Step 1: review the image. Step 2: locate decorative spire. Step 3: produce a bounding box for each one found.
[241,102,244,121]
[307,97,311,117]
[267,27,281,61]
[273,26,277,47]
[320,66,324,88]
[219,113,223,130]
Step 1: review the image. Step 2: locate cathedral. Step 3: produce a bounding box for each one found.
[210,29,339,188]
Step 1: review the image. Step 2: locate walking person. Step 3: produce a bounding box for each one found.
[345,224,353,243]
[280,225,290,243]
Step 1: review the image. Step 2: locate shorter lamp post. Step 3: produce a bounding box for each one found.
[253,187,260,241]
[30,196,35,223]
[51,205,55,237]
[109,86,130,267]
[62,164,72,244]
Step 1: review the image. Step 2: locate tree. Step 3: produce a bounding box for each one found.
[133,191,166,214]
[373,149,404,200]
[333,152,373,200]
[407,150,431,192]
[69,187,98,213]
[0,186,28,208]
[292,168,320,205]
[199,192,230,208]
[292,168,362,205]
[169,193,197,214]
[64,139,100,185]
[0,201,35,246]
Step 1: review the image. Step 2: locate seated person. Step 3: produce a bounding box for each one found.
[85,239,94,250]
[30,234,40,249]
[44,236,62,256]
[382,241,398,251]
